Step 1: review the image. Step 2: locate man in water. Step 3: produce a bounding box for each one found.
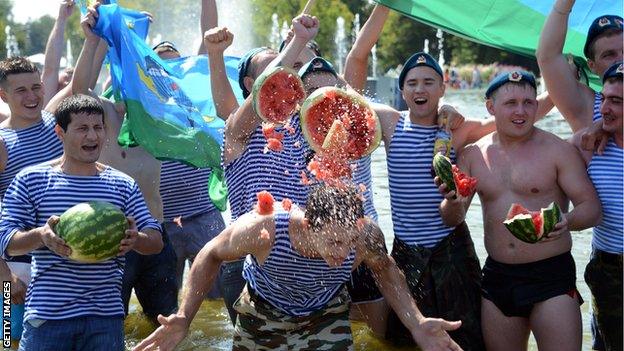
[570,62,623,351]
[442,71,601,350]
[538,1,622,132]
[0,94,163,350]
[135,185,462,351]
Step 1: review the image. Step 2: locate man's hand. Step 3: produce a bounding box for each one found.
[292,14,319,42]
[540,213,568,243]
[58,0,75,21]
[411,318,463,351]
[581,119,609,155]
[80,4,99,40]
[10,274,27,304]
[434,176,458,201]
[133,313,190,351]
[118,217,138,256]
[203,27,234,55]
[438,105,464,131]
[40,216,72,257]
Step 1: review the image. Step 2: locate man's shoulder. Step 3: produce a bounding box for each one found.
[101,165,138,186]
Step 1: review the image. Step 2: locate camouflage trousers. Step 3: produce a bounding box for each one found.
[386,223,485,351]
[232,285,353,351]
[585,249,623,351]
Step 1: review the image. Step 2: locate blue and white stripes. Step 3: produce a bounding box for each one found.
[225,115,310,221]
[386,112,455,247]
[588,139,623,254]
[0,111,62,198]
[593,91,603,122]
[160,161,215,220]
[0,164,160,322]
[242,211,354,316]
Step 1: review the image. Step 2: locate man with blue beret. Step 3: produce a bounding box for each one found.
[444,69,601,351]
[538,1,622,133]
[570,61,623,351]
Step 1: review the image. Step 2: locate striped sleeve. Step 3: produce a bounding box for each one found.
[0,172,37,258]
[124,181,161,233]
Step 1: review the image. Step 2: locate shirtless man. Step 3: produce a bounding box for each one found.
[537,0,622,132]
[443,71,601,351]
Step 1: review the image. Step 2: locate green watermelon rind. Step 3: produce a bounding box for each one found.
[251,66,304,124]
[432,153,456,193]
[300,86,382,159]
[503,202,561,244]
[55,201,128,263]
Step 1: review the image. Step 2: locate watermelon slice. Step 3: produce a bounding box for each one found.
[300,87,381,161]
[432,154,477,197]
[503,202,561,243]
[252,67,305,124]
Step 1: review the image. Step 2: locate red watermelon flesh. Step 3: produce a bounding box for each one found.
[452,165,478,197]
[506,203,542,236]
[256,191,275,215]
[256,71,305,124]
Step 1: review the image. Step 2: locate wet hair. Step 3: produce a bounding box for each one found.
[55,94,105,131]
[587,28,622,60]
[305,185,364,231]
[0,56,40,87]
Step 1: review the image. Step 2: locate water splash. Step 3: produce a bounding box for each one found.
[371,45,377,78]
[281,20,289,43]
[436,28,445,67]
[269,14,281,51]
[423,39,429,54]
[5,25,20,58]
[335,17,347,74]
[351,14,360,45]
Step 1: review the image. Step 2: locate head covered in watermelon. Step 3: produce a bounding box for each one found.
[303,184,364,267]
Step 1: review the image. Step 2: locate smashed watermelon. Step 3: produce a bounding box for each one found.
[252,67,305,124]
[300,87,381,161]
[503,202,561,243]
[256,190,275,215]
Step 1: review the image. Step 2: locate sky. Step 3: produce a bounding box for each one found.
[11,0,60,23]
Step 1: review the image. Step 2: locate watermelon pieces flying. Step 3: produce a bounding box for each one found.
[54,201,128,263]
[432,153,478,197]
[503,202,562,243]
[256,190,275,215]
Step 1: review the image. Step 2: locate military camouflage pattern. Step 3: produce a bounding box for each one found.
[232,285,353,351]
[584,249,623,351]
[386,222,485,351]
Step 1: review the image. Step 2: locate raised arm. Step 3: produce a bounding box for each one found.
[204,27,237,119]
[343,5,389,92]
[536,0,594,132]
[197,0,218,55]
[358,219,462,351]
[223,14,319,164]
[42,0,75,106]
[133,213,274,351]
[72,6,100,95]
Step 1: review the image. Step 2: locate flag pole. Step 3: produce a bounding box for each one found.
[301,0,316,14]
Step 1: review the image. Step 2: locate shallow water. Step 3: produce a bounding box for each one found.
[121,90,595,350]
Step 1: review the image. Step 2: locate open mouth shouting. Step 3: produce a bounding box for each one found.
[414,97,428,105]
[82,144,99,152]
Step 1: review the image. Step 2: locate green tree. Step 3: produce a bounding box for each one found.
[250,0,354,64]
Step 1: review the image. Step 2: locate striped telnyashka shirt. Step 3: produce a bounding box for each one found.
[160,161,216,220]
[0,164,160,322]
[242,211,355,316]
[386,112,456,248]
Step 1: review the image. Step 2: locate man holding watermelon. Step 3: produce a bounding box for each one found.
[570,62,623,351]
[445,71,601,351]
[135,185,463,351]
[0,94,164,350]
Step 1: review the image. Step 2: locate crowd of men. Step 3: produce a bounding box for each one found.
[0,0,621,350]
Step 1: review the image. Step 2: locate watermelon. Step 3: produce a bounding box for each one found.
[432,154,478,197]
[256,190,275,215]
[55,201,128,263]
[300,87,381,160]
[503,202,562,243]
[252,66,305,124]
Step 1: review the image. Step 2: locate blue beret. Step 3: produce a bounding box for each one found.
[298,56,337,79]
[584,15,623,58]
[398,52,443,90]
[485,70,537,99]
[238,47,270,98]
[603,61,623,83]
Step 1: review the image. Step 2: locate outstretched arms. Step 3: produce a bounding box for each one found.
[42,0,75,106]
